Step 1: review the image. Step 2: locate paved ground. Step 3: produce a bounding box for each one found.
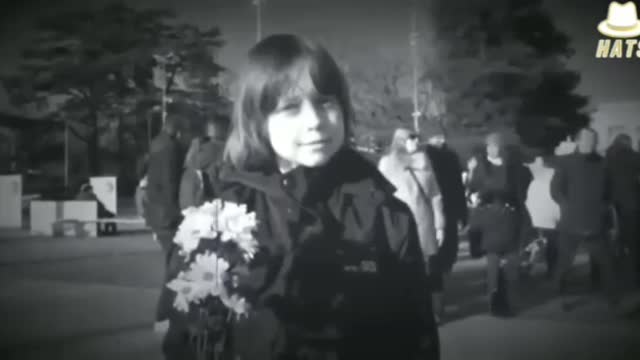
[0,229,639,360]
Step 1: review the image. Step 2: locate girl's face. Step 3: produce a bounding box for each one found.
[267,93,345,171]
[405,134,419,153]
[576,129,597,154]
[486,142,501,158]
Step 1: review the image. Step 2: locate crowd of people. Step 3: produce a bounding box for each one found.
[134,33,640,360]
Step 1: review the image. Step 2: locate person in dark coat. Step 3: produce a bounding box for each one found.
[179,120,228,210]
[161,33,439,360]
[145,115,186,330]
[605,133,640,288]
[425,131,468,319]
[135,153,149,219]
[467,132,529,316]
[550,127,621,311]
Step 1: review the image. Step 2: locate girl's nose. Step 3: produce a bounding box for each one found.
[300,100,325,129]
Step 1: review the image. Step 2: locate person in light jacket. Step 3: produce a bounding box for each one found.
[378,128,446,322]
[523,152,561,278]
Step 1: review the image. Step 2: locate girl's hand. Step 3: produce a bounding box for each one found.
[468,157,478,171]
[554,136,576,155]
[469,192,480,207]
[436,229,444,247]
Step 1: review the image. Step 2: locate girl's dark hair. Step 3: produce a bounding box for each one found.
[223,34,354,172]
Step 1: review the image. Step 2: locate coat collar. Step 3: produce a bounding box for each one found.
[218,147,396,202]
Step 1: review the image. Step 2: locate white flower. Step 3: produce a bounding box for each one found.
[173,208,218,254]
[234,232,260,260]
[220,292,250,317]
[199,199,225,219]
[218,203,258,242]
[186,252,230,298]
[166,273,202,313]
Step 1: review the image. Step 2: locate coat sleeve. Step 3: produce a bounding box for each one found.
[467,157,483,194]
[451,153,469,224]
[550,157,567,204]
[427,175,445,232]
[148,139,184,230]
[178,168,197,211]
[162,141,183,213]
[382,198,440,359]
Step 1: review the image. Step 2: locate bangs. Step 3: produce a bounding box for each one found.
[243,38,349,118]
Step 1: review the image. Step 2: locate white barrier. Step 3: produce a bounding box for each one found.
[0,175,22,228]
[90,176,117,215]
[30,200,98,237]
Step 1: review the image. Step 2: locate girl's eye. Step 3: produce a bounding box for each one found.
[278,101,301,113]
[317,97,338,109]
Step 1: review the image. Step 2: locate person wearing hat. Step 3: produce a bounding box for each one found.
[467,132,529,317]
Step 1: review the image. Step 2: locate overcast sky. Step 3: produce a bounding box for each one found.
[1,0,638,114]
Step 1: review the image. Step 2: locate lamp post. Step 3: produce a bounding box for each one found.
[153,52,179,126]
[252,0,263,42]
[64,120,69,188]
[409,0,421,133]
[161,61,167,126]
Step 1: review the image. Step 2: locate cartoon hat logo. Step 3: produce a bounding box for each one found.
[598,1,640,38]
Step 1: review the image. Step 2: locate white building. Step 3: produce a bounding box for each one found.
[590,100,640,153]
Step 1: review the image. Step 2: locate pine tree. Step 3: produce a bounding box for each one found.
[425,0,590,150]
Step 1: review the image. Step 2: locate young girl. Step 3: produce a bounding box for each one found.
[378,129,446,323]
[161,34,440,360]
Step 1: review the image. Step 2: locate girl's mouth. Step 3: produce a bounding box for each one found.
[299,139,330,146]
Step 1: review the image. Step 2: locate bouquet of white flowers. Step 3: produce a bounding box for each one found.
[166,199,259,359]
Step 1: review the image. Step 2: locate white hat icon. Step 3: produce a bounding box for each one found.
[598,1,640,38]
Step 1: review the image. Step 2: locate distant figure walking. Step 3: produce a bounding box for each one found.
[379,128,446,323]
[467,132,528,317]
[550,127,621,312]
[605,133,640,288]
[425,130,468,319]
[179,119,228,210]
[145,115,185,332]
[523,152,561,278]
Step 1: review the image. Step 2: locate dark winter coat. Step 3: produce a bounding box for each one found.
[145,132,184,232]
[165,147,440,360]
[551,152,611,236]
[468,156,529,253]
[605,146,640,212]
[426,145,467,224]
[426,144,467,271]
[178,137,225,210]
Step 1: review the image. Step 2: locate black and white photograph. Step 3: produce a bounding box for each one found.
[1,0,640,359]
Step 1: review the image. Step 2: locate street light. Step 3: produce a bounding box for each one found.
[252,0,264,42]
[64,120,69,188]
[153,52,180,126]
[409,0,421,133]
